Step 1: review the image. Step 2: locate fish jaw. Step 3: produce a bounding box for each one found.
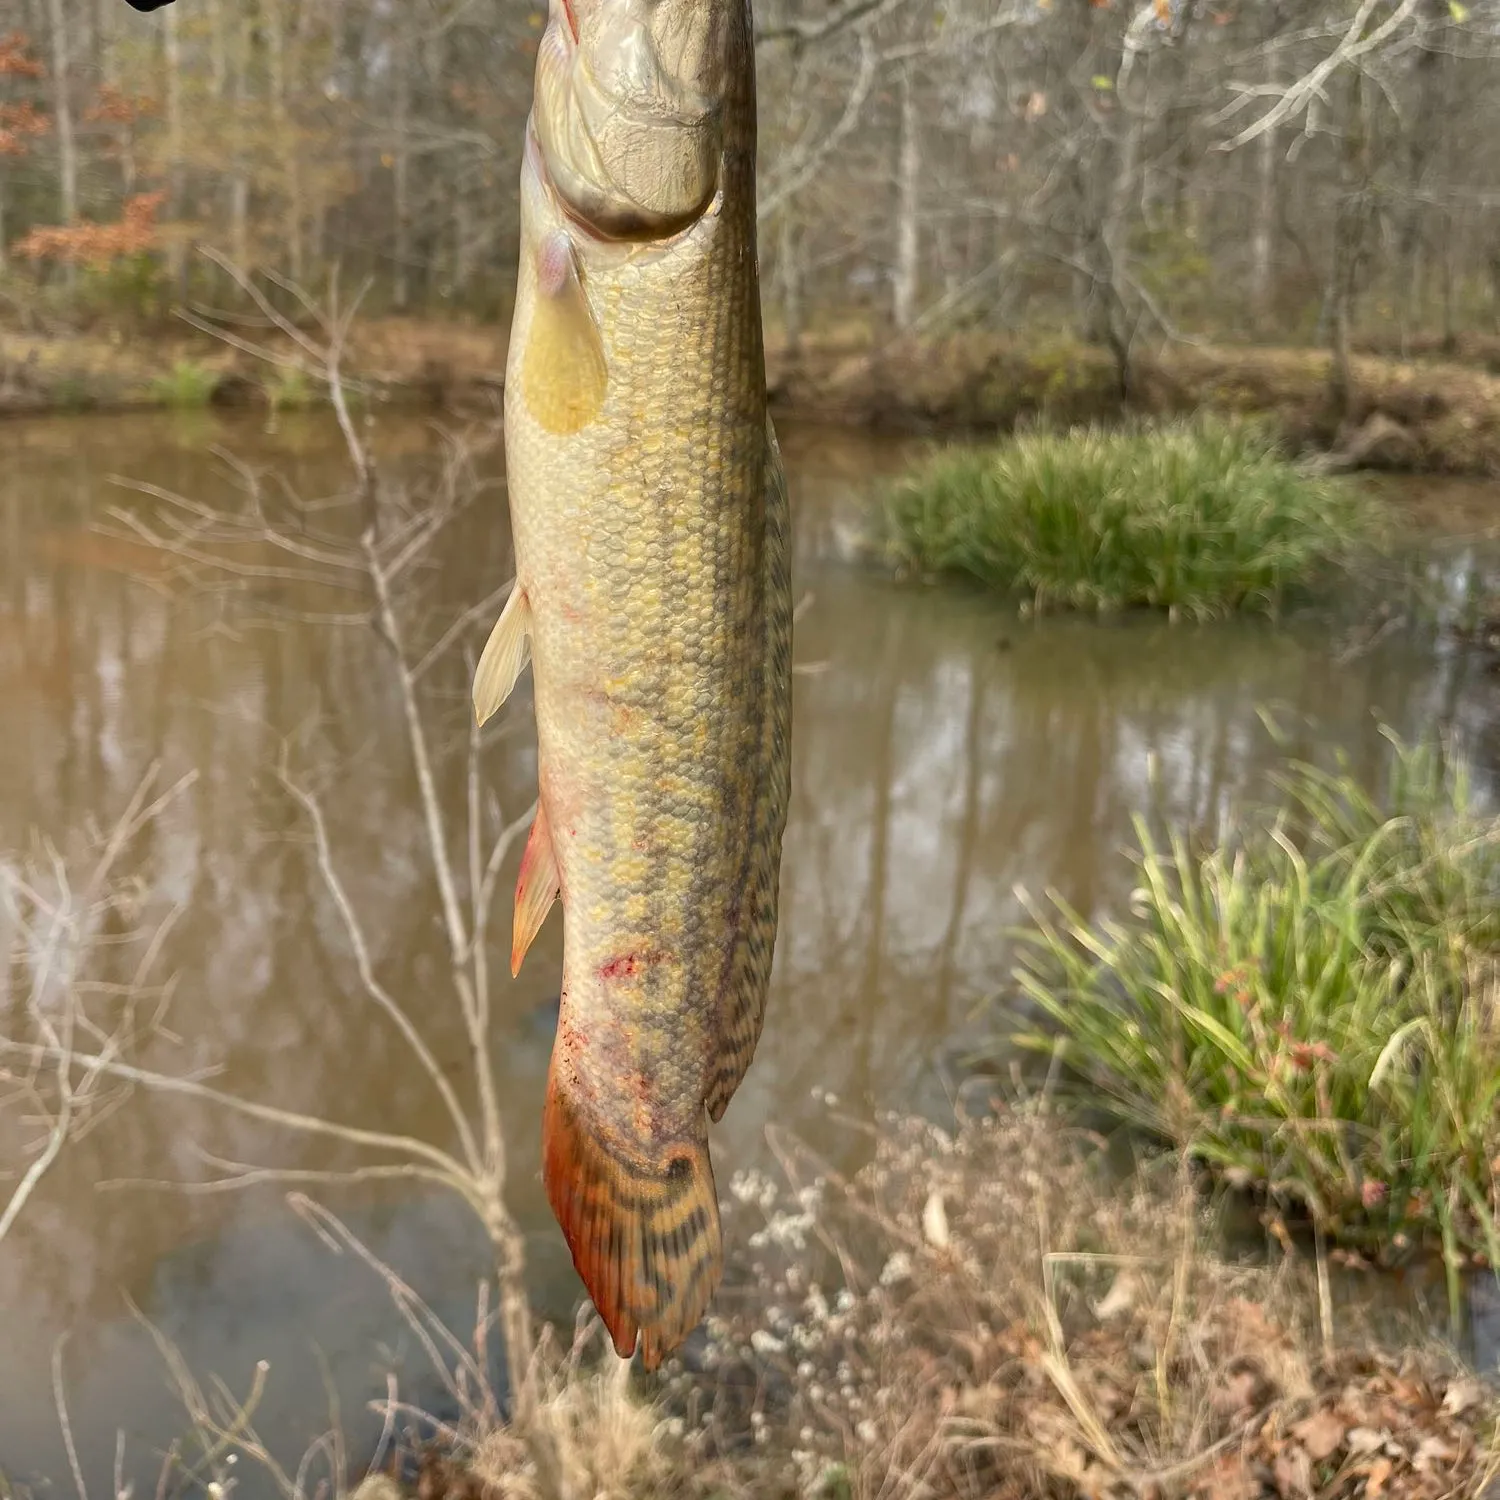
[531,0,730,239]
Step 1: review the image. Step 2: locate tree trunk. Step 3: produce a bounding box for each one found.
[1327,70,1371,420]
[265,0,304,282]
[1396,0,1449,356]
[45,0,78,290]
[777,210,804,356]
[453,191,474,301]
[893,68,920,333]
[1097,95,1144,400]
[1250,10,1281,326]
[164,3,187,299]
[1441,212,1457,355]
[393,44,412,312]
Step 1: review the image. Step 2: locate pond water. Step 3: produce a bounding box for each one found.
[2,411,1498,1494]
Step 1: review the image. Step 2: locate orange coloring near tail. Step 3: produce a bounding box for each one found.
[542,1055,723,1370]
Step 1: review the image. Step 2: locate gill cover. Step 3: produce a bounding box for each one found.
[533,0,726,238]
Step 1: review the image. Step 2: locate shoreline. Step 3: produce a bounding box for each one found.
[5,319,1500,477]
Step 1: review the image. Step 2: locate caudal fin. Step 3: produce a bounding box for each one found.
[542,1060,723,1371]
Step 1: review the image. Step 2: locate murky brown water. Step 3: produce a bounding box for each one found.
[2,411,1498,1492]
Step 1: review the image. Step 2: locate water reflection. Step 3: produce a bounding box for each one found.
[0,413,1494,1491]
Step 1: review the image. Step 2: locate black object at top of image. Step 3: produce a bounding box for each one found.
[123,0,177,10]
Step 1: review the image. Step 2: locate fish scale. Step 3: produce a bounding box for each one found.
[471,0,789,1369]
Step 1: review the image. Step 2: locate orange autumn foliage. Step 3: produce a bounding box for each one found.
[84,83,158,127]
[0,99,48,156]
[13,190,166,267]
[0,30,47,157]
[0,31,45,80]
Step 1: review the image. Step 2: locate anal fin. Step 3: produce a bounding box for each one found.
[473,584,532,727]
[543,1058,723,1371]
[512,801,560,977]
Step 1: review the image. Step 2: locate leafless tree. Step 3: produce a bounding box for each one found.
[2,0,1495,362]
[1,765,193,1251]
[0,258,591,1492]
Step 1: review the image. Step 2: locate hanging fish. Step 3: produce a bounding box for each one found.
[475,0,790,1370]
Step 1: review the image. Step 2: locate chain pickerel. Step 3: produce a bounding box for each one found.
[473,0,790,1369]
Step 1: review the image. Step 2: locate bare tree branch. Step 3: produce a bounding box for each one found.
[1214,0,1423,150]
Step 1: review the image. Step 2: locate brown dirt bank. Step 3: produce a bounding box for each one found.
[6,318,1500,477]
[771,336,1500,477]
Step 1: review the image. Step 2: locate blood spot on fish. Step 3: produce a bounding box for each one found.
[598,949,668,982]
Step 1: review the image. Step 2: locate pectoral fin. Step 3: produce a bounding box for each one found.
[521,229,608,436]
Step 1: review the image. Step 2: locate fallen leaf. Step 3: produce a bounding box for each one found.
[1390,1379,1429,1408]
[1365,1456,1393,1496]
[1413,1434,1455,1470]
[1273,1446,1311,1497]
[1199,1454,1257,1500]
[1292,1409,1346,1462]
[1095,1269,1138,1320]
[1441,1377,1484,1417]
[1346,1427,1386,1455]
[1212,1367,1263,1417]
[921,1189,951,1250]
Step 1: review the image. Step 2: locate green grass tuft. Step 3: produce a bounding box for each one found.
[148,358,221,409]
[881,415,1387,618]
[996,731,1500,1319]
[264,366,317,412]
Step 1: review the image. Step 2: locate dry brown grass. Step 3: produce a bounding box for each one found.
[462,1363,671,1500]
[419,1105,1499,1500]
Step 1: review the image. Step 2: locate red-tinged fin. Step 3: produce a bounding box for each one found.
[473,584,533,727]
[512,802,561,978]
[542,1058,723,1371]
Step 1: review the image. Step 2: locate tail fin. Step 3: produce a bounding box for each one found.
[542,1059,723,1371]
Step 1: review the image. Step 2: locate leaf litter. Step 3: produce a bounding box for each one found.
[419,1104,1500,1499]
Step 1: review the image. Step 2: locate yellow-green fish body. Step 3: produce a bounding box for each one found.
[473,0,790,1369]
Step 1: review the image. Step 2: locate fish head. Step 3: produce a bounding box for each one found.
[532,0,729,240]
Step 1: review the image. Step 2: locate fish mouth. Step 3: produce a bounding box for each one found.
[530,0,725,242]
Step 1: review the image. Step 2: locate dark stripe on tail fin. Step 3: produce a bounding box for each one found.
[542,1057,723,1370]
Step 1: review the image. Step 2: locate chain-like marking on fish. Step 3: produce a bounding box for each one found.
[474,0,789,1370]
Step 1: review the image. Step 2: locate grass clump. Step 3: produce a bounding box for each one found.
[882,415,1384,618]
[148,358,221,408]
[264,365,317,413]
[1002,732,1500,1310]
